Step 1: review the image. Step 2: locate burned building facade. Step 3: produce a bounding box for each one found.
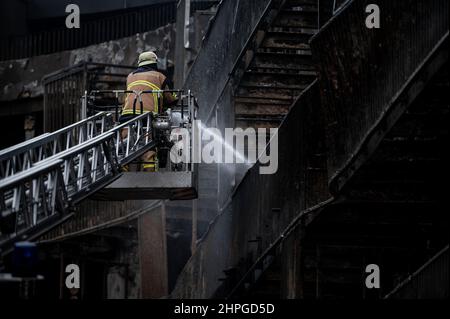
[0,0,448,301]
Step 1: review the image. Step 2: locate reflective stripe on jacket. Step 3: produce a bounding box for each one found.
[122,69,177,115]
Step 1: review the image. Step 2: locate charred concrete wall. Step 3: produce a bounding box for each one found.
[171,82,330,298]
[0,23,175,103]
[36,221,141,299]
[106,228,141,299]
[172,0,449,299]
[0,23,175,148]
[310,0,449,193]
[171,1,328,298]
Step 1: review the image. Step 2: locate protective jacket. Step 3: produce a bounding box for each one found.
[122,65,177,115]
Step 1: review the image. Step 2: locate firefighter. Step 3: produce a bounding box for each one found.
[119,51,178,171]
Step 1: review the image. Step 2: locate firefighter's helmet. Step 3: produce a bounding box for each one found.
[138,51,158,67]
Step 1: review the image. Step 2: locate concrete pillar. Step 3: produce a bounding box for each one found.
[138,203,168,298]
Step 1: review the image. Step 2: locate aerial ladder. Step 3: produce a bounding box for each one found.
[0,90,198,254]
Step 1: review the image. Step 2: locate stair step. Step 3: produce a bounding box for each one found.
[386,112,449,139]
[285,0,319,6]
[315,204,443,226]
[250,64,316,74]
[242,71,315,88]
[282,7,318,14]
[236,85,301,100]
[304,256,363,270]
[371,137,444,163]
[405,105,450,116]
[238,83,309,93]
[357,160,443,181]
[235,117,283,130]
[252,55,314,72]
[268,25,317,34]
[262,31,313,50]
[345,181,440,202]
[235,96,293,105]
[247,67,316,76]
[303,271,363,285]
[257,47,312,55]
[273,10,318,28]
[235,102,290,117]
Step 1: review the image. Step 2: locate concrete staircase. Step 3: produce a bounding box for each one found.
[235,0,318,129]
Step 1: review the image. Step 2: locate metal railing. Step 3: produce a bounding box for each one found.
[86,89,199,172]
[0,90,199,252]
[385,245,449,299]
[0,112,154,251]
[0,112,114,179]
[0,160,67,245]
[43,62,135,132]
